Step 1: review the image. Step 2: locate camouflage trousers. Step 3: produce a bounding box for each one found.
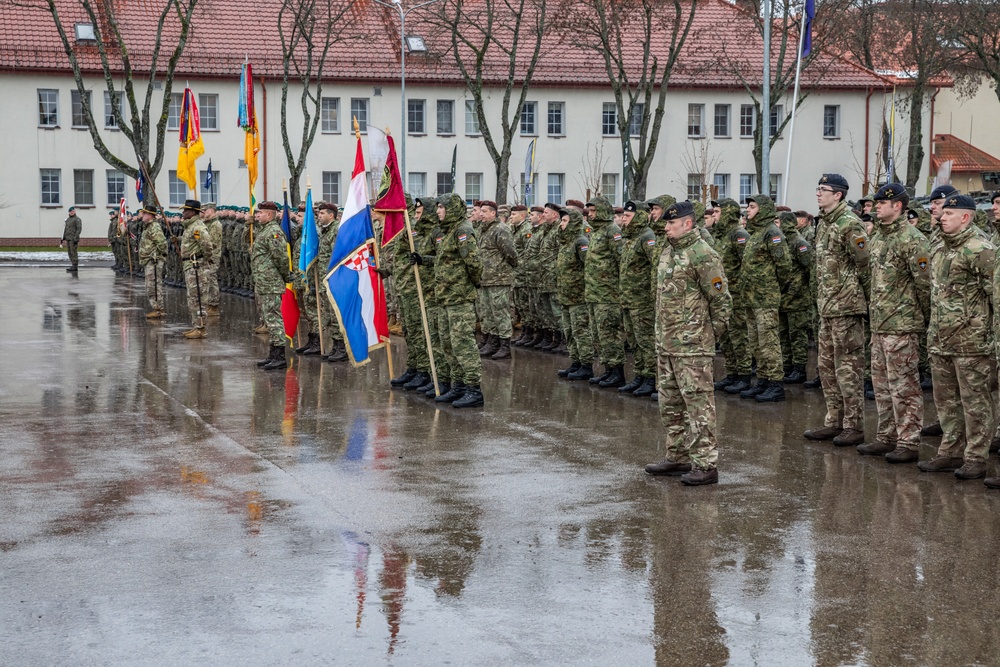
[818,315,866,431]
[258,292,285,346]
[624,308,656,377]
[656,354,718,471]
[533,291,561,331]
[589,303,625,366]
[746,307,782,381]
[302,283,341,349]
[65,241,79,266]
[443,302,482,385]
[478,285,513,338]
[563,304,593,364]
[204,260,220,307]
[871,332,923,450]
[399,292,430,372]
[427,305,451,383]
[513,286,531,326]
[522,288,538,328]
[780,309,811,367]
[931,353,996,463]
[144,260,165,311]
[183,262,206,327]
[721,304,751,376]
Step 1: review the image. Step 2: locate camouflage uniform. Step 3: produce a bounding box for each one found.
[538,218,562,335]
[413,211,449,382]
[654,227,732,471]
[714,199,752,378]
[522,220,545,331]
[619,208,658,380]
[477,213,518,339]
[434,194,483,385]
[252,217,292,346]
[309,214,343,349]
[869,213,931,451]
[777,211,813,371]
[738,195,796,383]
[511,214,532,326]
[585,197,625,368]
[138,217,167,312]
[815,200,870,431]
[180,216,214,328]
[557,209,592,365]
[62,213,82,267]
[928,223,995,463]
[203,214,223,308]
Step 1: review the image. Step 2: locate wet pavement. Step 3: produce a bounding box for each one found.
[2,266,999,666]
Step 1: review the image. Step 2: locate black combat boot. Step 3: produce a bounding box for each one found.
[740,379,768,399]
[256,345,277,368]
[553,335,568,355]
[599,365,626,389]
[864,378,875,400]
[541,331,561,352]
[619,375,644,394]
[755,380,786,402]
[403,371,430,391]
[391,368,418,387]
[423,380,447,397]
[491,338,511,360]
[301,333,322,356]
[724,375,752,394]
[327,340,349,363]
[558,361,582,378]
[295,335,314,354]
[263,345,287,370]
[513,326,533,346]
[435,381,466,403]
[714,375,738,390]
[589,366,612,385]
[803,375,822,389]
[633,376,656,397]
[452,385,484,408]
[783,364,806,384]
[479,334,500,357]
[530,329,551,349]
[567,364,594,381]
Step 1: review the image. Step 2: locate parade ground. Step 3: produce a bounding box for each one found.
[3,262,999,666]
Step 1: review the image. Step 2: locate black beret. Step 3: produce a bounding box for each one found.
[818,173,849,191]
[623,200,638,213]
[873,183,907,201]
[941,194,977,211]
[929,185,958,200]
[906,209,919,220]
[663,201,695,221]
[992,191,1000,203]
[544,202,562,213]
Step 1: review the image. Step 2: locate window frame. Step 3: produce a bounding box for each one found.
[168,170,187,207]
[547,101,565,137]
[823,105,840,139]
[38,89,59,128]
[520,101,538,136]
[198,93,219,131]
[547,173,565,205]
[601,173,619,206]
[739,104,755,139]
[629,103,644,138]
[436,172,452,196]
[464,100,480,136]
[71,90,91,128]
[437,99,455,135]
[320,97,340,134]
[350,98,369,134]
[167,92,182,130]
[322,171,341,204]
[602,103,617,137]
[465,172,483,205]
[739,173,754,202]
[40,169,61,206]
[104,90,124,129]
[713,104,731,138]
[407,172,427,197]
[73,169,95,207]
[687,103,705,138]
[106,169,126,206]
[713,173,730,200]
[407,99,426,135]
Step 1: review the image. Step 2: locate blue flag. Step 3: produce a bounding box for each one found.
[280,191,293,243]
[298,188,319,276]
[204,160,213,193]
[802,0,814,57]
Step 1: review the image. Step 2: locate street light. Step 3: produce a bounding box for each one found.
[372,0,440,186]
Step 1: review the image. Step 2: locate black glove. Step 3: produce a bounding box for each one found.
[409,252,423,266]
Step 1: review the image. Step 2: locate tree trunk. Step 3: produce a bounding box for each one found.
[905,83,926,190]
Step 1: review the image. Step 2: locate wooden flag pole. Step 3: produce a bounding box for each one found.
[309,174,326,357]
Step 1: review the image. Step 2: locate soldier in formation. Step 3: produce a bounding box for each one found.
[137,204,167,319]
[179,199,213,340]
[252,201,293,370]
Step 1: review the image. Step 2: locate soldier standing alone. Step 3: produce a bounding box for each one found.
[61,206,83,272]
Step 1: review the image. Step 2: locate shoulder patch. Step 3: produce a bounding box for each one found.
[798,242,808,252]
[193,230,200,240]
[712,276,723,292]
[771,235,781,244]
[917,256,928,271]
[458,233,468,242]
[736,237,747,245]
[273,233,281,240]
[580,244,588,252]
[585,227,592,234]
[855,236,866,250]
[646,238,656,246]
[612,233,622,241]
[526,233,532,238]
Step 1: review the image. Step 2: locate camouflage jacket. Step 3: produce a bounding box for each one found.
[618,211,657,310]
[584,197,623,304]
[62,215,82,243]
[478,218,518,286]
[204,216,223,263]
[538,221,562,293]
[738,197,797,310]
[556,210,589,307]
[414,212,442,308]
[778,212,813,312]
[309,219,340,288]
[522,222,545,287]
[137,219,167,265]
[928,224,995,356]
[251,219,292,295]
[511,218,533,288]
[655,228,731,356]
[714,199,749,298]
[180,217,214,270]
[869,215,931,334]
[434,194,482,306]
[815,201,870,318]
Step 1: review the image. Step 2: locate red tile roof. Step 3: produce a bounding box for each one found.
[0,0,893,90]
[931,134,1000,173]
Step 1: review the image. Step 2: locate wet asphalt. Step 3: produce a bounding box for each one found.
[2,264,999,666]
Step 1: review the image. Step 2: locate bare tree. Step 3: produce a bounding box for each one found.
[949,0,1000,106]
[26,0,200,205]
[278,0,362,206]
[574,142,610,200]
[676,139,723,204]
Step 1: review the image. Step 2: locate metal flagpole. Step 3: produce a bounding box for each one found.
[782,0,808,206]
[761,0,772,197]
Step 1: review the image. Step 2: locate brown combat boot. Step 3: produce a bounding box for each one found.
[832,429,865,447]
[885,447,919,464]
[145,309,165,319]
[803,426,842,441]
[253,323,269,335]
[917,456,965,473]
[984,476,1000,489]
[183,327,206,339]
[955,461,987,480]
[491,338,511,360]
[681,468,719,486]
[857,440,895,456]
[205,305,220,317]
[644,460,692,476]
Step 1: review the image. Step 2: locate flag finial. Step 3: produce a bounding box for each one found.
[353,116,361,139]
[306,176,312,190]
[282,178,287,192]
[385,126,392,136]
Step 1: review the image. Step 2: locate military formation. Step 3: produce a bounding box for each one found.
[104,174,1000,488]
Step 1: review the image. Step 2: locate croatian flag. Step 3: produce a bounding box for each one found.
[324,137,390,366]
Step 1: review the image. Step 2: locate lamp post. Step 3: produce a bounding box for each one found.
[373,0,439,185]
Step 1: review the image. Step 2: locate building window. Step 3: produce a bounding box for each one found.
[71,90,91,128]
[740,104,755,138]
[769,174,782,200]
[436,172,452,195]
[40,169,61,206]
[320,97,340,133]
[104,91,124,129]
[687,173,703,201]
[465,173,482,205]
[199,93,218,130]
[520,101,537,135]
[602,103,617,136]
[629,104,644,137]
[465,100,480,135]
[168,171,187,207]
[74,169,94,206]
[199,169,219,202]
[769,104,784,138]
[714,104,731,138]
[38,89,59,127]
[408,99,425,134]
[521,172,537,207]
[167,93,182,130]
[322,171,341,204]
[713,173,730,200]
[601,173,618,205]
[547,102,565,136]
[350,98,368,133]
[687,104,704,138]
[823,105,840,139]
[106,170,125,206]
[407,172,426,197]
[739,173,754,202]
[547,173,564,205]
[437,100,454,135]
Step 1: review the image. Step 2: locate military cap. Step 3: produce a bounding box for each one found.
[530,206,544,213]
[744,194,765,205]
[861,213,873,223]
[414,197,424,208]
[565,199,585,209]
[929,184,958,201]
[182,199,202,212]
[257,201,279,211]
[623,200,638,213]
[873,183,907,201]
[139,204,158,216]
[614,207,624,215]
[202,201,217,209]
[479,200,498,211]
[906,208,919,220]
[818,174,849,191]
[710,199,720,209]
[558,208,569,217]
[512,204,528,212]
[663,200,695,221]
[776,205,792,212]
[941,194,977,211]
[318,201,339,214]
[544,202,562,213]
[992,191,1000,203]
[297,203,307,212]
[108,209,119,218]
[472,200,482,207]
